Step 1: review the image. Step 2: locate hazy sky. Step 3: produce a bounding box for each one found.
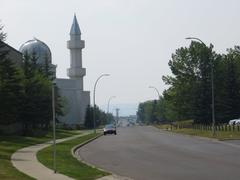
[1,0,240,115]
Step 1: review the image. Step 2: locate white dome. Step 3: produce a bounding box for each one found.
[19,38,52,64]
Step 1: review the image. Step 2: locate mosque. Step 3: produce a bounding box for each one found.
[18,15,90,127]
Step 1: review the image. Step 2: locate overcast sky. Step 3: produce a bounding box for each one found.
[1,0,240,115]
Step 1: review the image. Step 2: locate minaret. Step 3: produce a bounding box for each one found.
[67,14,86,89]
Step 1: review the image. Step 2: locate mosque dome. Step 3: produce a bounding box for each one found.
[19,38,52,64]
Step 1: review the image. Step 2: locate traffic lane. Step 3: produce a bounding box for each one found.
[77,126,240,180]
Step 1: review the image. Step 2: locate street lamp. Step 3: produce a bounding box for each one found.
[52,81,56,173]
[186,37,215,136]
[186,37,205,45]
[93,74,110,134]
[107,96,116,114]
[149,86,160,100]
[107,96,116,125]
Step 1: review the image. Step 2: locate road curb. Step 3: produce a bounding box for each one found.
[71,133,103,157]
[71,133,109,173]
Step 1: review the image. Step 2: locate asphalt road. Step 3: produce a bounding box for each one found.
[76,126,240,180]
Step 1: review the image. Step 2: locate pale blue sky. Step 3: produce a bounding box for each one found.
[1,0,240,115]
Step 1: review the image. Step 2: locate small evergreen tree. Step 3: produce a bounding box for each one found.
[84,105,94,128]
[84,105,110,129]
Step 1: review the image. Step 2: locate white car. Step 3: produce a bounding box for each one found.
[229,119,240,125]
[235,120,240,125]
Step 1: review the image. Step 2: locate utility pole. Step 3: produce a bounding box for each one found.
[107,96,116,114]
[52,82,56,173]
[115,108,120,127]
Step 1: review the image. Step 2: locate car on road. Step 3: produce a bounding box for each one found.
[103,124,117,135]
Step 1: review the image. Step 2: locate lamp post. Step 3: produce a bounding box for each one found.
[186,37,215,136]
[115,108,120,127]
[93,74,110,134]
[52,81,56,173]
[107,96,116,114]
[149,86,160,100]
[149,86,161,127]
[107,96,116,125]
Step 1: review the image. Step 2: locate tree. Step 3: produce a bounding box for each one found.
[137,100,163,124]
[18,51,64,134]
[106,113,115,125]
[138,42,240,126]
[137,103,145,123]
[159,90,177,122]
[162,41,216,124]
[0,22,6,41]
[84,105,111,129]
[0,28,24,126]
[84,105,94,129]
[20,53,52,133]
[162,45,197,121]
[39,53,54,80]
[54,86,65,121]
[150,100,158,123]
[223,49,240,120]
[214,48,240,123]
[0,23,64,135]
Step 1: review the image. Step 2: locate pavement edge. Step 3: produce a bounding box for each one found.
[71,133,103,157]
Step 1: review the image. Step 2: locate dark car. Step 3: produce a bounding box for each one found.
[103,124,117,135]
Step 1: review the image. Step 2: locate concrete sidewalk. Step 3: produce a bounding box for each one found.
[11,132,90,180]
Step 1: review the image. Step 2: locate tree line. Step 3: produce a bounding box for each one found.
[84,105,115,129]
[137,41,240,125]
[0,26,63,135]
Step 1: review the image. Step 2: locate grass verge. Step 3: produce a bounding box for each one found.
[156,125,240,140]
[37,133,109,180]
[0,129,81,180]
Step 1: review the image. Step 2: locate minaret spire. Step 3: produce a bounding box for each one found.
[70,13,81,35]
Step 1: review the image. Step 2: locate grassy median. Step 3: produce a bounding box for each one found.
[0,129,81,180]
[37,133,109,180]
[156,124,240,140]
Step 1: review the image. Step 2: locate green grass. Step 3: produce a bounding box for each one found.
[156,125,240,140]
[0,129,81,180]
[156,124,172,130]
[37,133,109,180]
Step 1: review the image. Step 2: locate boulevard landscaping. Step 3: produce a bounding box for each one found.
[156,121,240,140]
[37,133,109,179]
[0,129,108,180]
